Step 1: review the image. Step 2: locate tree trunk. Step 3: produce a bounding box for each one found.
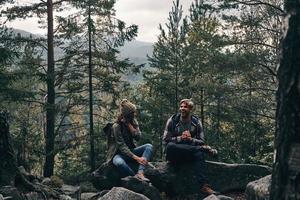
[0,112,18,186]
[44,0,56,177]
[0,112,35,191]
[88,1,95,172]
[16,122,28,171]
[270,1,300,199]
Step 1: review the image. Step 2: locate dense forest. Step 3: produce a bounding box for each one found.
[0,0,299,199]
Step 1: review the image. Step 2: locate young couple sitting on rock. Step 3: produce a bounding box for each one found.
[105,98,218,195]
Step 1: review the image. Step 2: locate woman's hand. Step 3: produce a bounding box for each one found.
[127,123,137,134]
[132,155,148,166]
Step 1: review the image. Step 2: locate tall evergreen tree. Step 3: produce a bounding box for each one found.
[1,0,138,176]
[43,0,56,177]
[137,0,189,159]
[54,0,138,172]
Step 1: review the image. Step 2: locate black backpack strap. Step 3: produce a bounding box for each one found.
[191,115,200,134]
[171,113,181,131]
[191,115,199,125]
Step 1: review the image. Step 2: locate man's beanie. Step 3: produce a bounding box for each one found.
[120,99,137,116]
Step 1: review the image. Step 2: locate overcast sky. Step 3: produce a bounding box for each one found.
[5,0,194,43]
[115,0,194,42]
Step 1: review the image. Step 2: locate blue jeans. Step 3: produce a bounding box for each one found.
[112,143,153,177]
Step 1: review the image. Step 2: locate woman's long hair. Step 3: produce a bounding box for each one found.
[116,113,123,123]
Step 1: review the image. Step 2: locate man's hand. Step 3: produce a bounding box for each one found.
[181,130,192,140]
[133,155,148,166]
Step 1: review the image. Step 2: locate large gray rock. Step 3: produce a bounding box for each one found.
[80,181,98,193]
[98,187,150,200]
[203,194,234,200]
[81,192,99,200]
[92,161,271,196]
[245,175,271,200]
[41,178,52,186]
[61,184,81,199]
[121,176,162,200]
[145,161,271,196]
[0,186,22,200]
[59,194,73,200]
[91,163,121,190]
[23,192,43,200]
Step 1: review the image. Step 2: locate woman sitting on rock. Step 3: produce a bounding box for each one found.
[107,99,153,182]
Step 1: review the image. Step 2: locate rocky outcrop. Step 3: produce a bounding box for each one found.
[245,175,271,200]
[120,176,162,200]
[0,186,22,200]
[203,194,234,200]
[92,161,271,196]
[61,184,81,199]
[98,187,149,200]
[81,192,99,200]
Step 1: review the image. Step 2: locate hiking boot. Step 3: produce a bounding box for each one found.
[200,184,218,195]
[134,173,150,182]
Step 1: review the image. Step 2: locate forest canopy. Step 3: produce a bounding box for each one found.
[0,0,283,179]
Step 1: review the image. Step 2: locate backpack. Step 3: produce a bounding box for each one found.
[102,122,124,147]
[103,122,114,146]
[170,113,199,132]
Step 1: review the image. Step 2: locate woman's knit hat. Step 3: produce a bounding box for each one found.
[120,99,137,116]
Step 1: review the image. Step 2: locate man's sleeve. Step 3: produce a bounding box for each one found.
[112,124,134,158]
[191,119,205,145]
[162,117,182,144]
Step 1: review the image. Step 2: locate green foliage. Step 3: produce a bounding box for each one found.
[134,0,279,165]
[1,0,138,178]
[0,0,282,181]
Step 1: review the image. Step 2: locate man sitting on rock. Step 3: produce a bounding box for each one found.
[163,98,217,195]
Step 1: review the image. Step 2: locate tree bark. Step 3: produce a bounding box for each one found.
[0,112,35,192]
[43,0,56,177]
[0,112,18,186]
[88,0,96,172]
[270,1,300,199]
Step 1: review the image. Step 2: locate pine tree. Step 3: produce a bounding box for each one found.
[1,0,138,176]
[54,0,138,172]
[138,0,189,159]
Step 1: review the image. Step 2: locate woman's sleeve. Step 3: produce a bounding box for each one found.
[112,124,134,158]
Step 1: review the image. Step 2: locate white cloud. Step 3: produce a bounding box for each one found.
[115,0,194,42]
[3,0,195,42]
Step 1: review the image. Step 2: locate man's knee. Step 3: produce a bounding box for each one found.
[165,143,178,161]
[194,150,205,160]
[165,142,176,153]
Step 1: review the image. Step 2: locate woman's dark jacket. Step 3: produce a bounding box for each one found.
[106,119,141,163]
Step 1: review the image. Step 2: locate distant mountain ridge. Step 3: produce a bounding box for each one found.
[6,28,153,66]
[6,28,43,38]
[119,40,153,64]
